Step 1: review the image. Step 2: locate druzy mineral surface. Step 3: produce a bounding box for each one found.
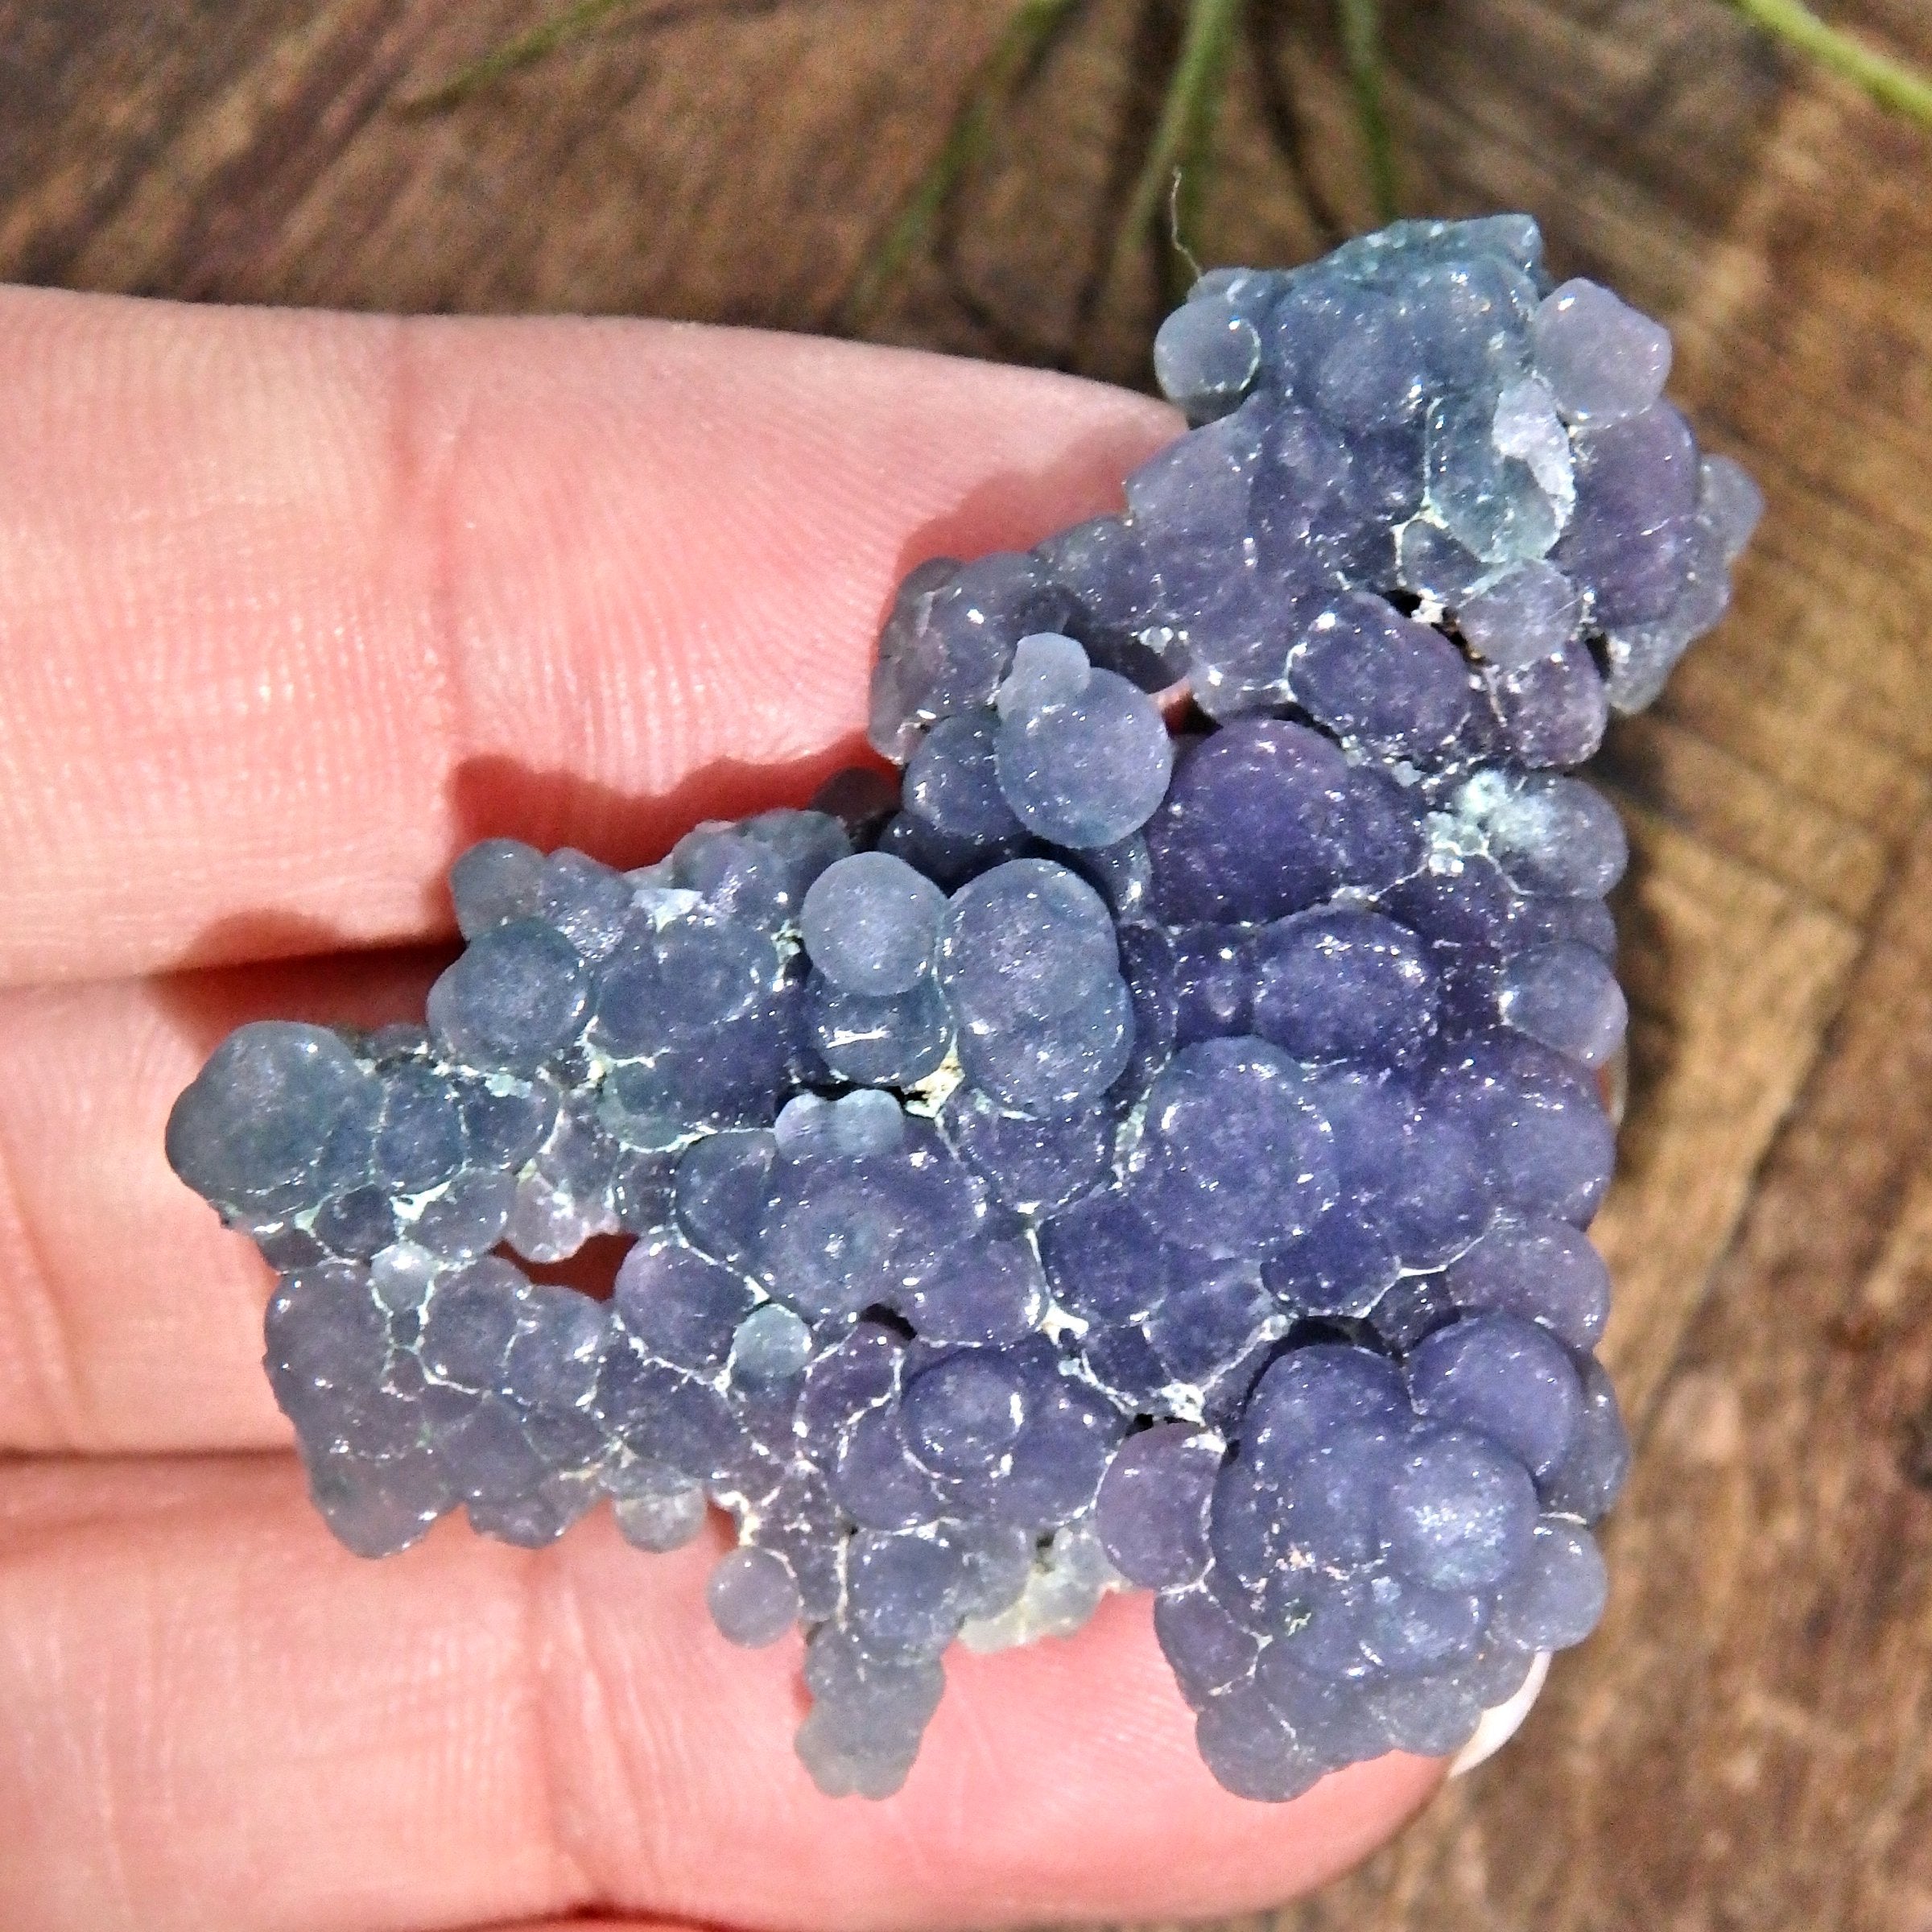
[167,216,1760,1802]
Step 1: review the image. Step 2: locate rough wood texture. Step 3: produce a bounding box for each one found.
[2,2,1930,1925]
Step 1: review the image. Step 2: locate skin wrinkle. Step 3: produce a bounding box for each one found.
[466,331,795,854]
[555,1516,754,1918]
[76,1531,144,1931]
[527,1526,608,1917]
[87,1506,188,1928]
[469,1923,699,1931]
[890,1704,980,1909]
[0,1468,548,1931]
[0,976,283,1455]
[423,1542,581,1932]
[0,1065,85,1449]
[382,313,465,908]
[115,980,287,1443]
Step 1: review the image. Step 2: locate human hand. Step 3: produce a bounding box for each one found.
[0,290,1443,1931]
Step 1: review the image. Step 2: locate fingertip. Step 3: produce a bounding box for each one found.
[554,1513,1443,1930]
[861,1589,1447,1928]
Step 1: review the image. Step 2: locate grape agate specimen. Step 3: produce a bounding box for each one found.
[167,217,1760,1802]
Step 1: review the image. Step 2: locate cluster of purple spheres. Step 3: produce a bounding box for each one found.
[167,217,1760,1802]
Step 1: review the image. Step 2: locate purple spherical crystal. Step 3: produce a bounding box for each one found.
[166,217,1757,1803]
[708,1546,803,1647]
[1500,939,1629,1067]
[427,918,591,1074]
[1130,1039,1336,1257]
[1250,909,1439,1067]
[1154,290,1264,423]
[993,637,1174,848]
[802,851,946,997]
[805,973,952,1087]
[1095,1422,1220,1587]
[1531,279,1673,425]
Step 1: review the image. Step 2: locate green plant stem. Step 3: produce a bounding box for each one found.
[1107,0,1246,298]
[843,0,1083,327]
[1730,0,1932,123]
[398,0,644,114]
[1335,0,1397,221]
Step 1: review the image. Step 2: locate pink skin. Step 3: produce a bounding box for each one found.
[0,288,1444,1932]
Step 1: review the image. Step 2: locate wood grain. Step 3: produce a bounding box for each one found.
[2,2,1930,1926]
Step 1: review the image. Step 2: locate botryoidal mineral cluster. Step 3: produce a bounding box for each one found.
[167,217,1759,1802]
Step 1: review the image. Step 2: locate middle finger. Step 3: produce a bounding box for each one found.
[0,950,440,1453]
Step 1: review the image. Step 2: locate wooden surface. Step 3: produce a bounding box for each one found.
[3,2,1931,1926]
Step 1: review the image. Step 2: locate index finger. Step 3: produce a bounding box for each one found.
[0,289,1176,986]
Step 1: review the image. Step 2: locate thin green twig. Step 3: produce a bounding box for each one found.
[1107,0,1246,299]
[1729,0,1932,124]
[1335,0,1397,222]
[398,0,645,114]
[842,0,1083,328]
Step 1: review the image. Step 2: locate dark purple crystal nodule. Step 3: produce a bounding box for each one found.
[166,217,1759,1801]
